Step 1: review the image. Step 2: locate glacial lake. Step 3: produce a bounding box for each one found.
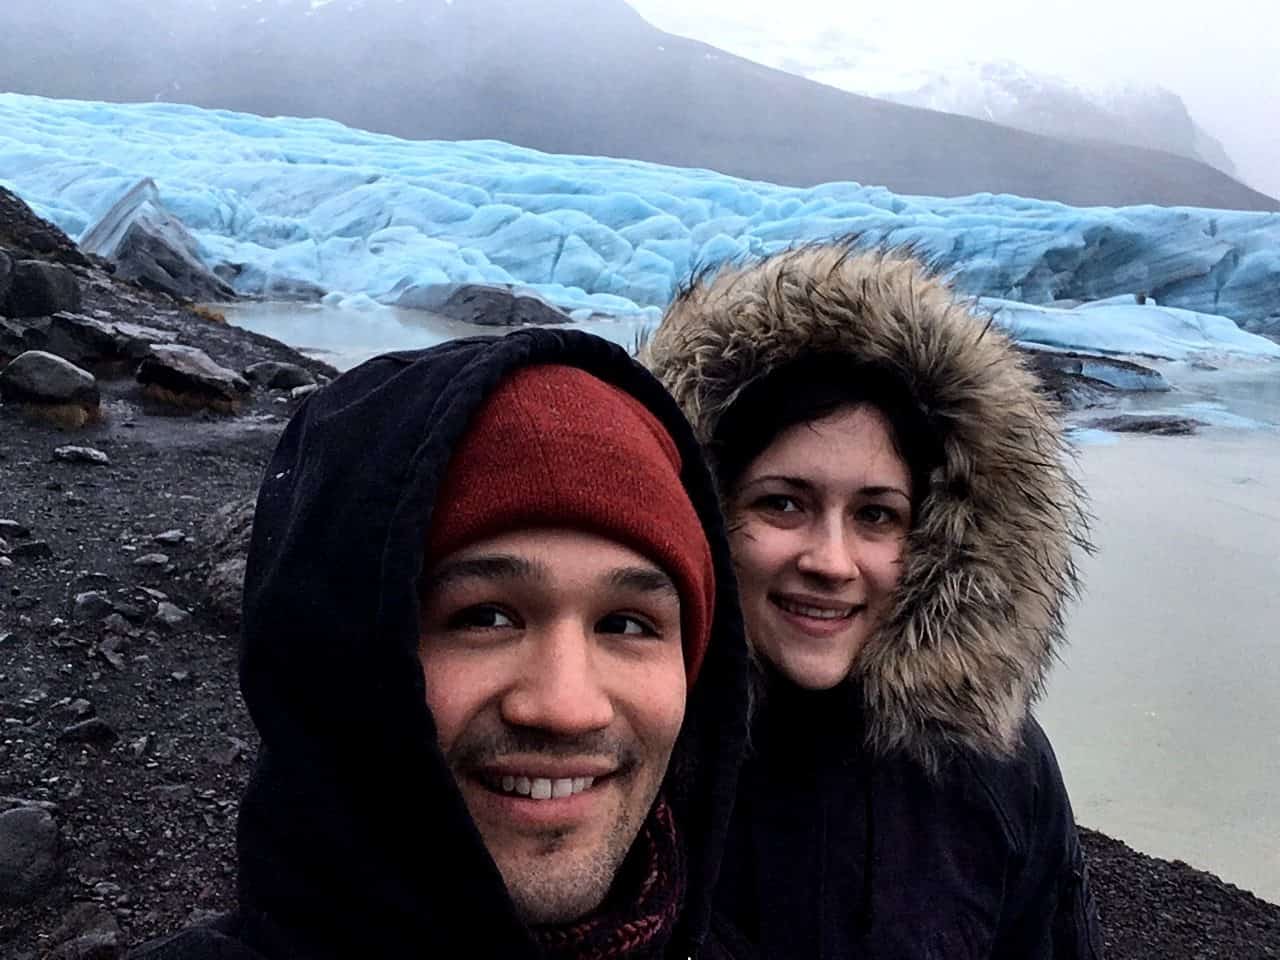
[226,300,1280,903]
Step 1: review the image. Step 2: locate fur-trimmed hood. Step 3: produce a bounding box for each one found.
[642,244,1089,771]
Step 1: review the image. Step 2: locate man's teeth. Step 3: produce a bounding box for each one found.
[775,597,853,620]
[498,775,595,799]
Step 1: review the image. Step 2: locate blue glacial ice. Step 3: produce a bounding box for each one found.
[1,92,1278,361]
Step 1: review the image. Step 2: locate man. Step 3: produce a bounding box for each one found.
[133,329,749,958]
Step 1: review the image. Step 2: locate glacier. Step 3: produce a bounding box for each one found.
[1,92,1278,361]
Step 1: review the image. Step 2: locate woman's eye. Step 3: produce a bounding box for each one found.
[597,613,659,637]
[446,605,517,630]
[858,504,902,526]
[755,494,800,513]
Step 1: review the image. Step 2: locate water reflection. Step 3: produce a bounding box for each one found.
[218,300,651,371]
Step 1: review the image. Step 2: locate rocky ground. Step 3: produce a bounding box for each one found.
[2,190,1278,958]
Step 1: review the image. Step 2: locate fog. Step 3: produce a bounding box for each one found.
[629,0,1280,198]
[0,0,1274,207]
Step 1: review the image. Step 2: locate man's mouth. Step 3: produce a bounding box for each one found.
[488,775,598,800]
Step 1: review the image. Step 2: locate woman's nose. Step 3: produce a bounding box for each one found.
[795,516,860,582]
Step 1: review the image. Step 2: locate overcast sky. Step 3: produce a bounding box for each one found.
[627,0,1280,198]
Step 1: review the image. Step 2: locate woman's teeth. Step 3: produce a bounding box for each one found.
[497,775,595,800]
[774,597,854,620]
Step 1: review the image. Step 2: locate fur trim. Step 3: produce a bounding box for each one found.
[643,243,1090,771]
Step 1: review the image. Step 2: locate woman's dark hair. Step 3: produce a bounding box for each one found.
[709,355,943,516]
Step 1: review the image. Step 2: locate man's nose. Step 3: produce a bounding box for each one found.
[795,514,860,582]
[500,621,615,735]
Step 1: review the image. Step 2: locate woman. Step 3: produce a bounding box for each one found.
[644,244,1104,958]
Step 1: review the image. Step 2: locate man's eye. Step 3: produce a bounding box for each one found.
[596,613,659,637]
[445,605,517,630]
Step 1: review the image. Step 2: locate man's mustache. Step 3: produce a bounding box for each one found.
[447,726,639,771]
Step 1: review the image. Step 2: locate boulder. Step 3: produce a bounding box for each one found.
[3,260,82,318]
[46,902,123,960]
[72,592,115,622]
[0,806,61,905]
[1,316,51,361]
[392,282,571,326]
[1027,350,1169,393]
[136,344,250,412]
[0,249,12,307]
[243,360,315,390]
[201,496,256,622]
[0,187,90,267]
[37,312,177,373]
[79,178,235,303]
[0,351,99,411]
[52,445,111,466]
[1087,414,1204,436]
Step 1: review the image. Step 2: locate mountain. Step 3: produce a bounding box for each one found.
[1,0,1275,211]
[864,62,1238,179]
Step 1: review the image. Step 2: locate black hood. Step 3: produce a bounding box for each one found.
[234,329,748,957]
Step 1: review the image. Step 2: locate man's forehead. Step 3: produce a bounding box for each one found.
[424,528,677,594]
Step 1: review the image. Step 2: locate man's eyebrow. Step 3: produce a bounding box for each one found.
[606,565,679,597]
[426,554,546,590]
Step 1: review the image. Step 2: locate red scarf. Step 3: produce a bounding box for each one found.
[532,797,685,960]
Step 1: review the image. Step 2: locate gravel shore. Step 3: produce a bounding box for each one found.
[3,196,1277,958]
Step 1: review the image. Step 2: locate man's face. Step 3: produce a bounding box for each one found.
[418,527,687,925]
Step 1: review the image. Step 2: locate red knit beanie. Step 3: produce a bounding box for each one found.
[424,364,715,684]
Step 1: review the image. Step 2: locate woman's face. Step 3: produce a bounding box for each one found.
[728,404,912,690]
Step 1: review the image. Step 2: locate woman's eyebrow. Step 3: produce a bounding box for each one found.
[861,485,911,502]
[740,474,813,491]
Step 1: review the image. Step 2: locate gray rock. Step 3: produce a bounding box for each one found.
[133,553,169,568]
[260,275,327,301]
[136,344,250,410]
[47,901,123,960]
[1029,350,1169,393]
[0,316,49,361]
[289,383,319,400]
[72,592,115,622]
[1087,414,1204,436]
[154,601,192,630]
[41,312,176,371]
[392,282,572,326]
[0,519,31,538]
[79,178,235,303]
[0,350,99,409]
[11,540,53,560]
[0,806,61,905]
[59,718,117,745]
[3,260,82,318]
[243,360,315,390]
[153,529,186,545]
[201,496,256,622]
[0,249,11,309]
[53,445,110,466]
[0,537,8,555]
[100,614,133,636]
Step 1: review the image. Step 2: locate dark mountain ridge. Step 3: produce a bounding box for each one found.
[1,0,1275,211]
